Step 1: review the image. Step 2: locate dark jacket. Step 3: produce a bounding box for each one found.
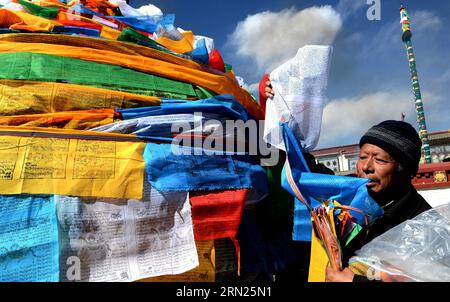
[348,184,431,282]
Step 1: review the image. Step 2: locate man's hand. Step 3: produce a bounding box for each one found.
[325,267,355,282]
[265,80,274,99]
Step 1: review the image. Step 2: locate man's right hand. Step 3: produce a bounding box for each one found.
[265,79,274,99]
[325,267,355,282]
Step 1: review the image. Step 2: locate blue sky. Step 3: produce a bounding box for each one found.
[133,0,450,149]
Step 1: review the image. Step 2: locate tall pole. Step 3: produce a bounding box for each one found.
[399,5,431,163]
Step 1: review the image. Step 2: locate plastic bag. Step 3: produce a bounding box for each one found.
[349,202,450,282]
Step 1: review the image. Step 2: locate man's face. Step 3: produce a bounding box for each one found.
[356,143,400,194]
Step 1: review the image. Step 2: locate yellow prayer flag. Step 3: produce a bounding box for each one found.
[137,240,215,282]
[26,0,67,8]
[0,9,62,32]
[0,80,160,116]
[0,127,145,199]
[349,262,369,278]
[0,109,115,129]
[308,205,341,282]
[308,226,330,282]
[156,31,195,54]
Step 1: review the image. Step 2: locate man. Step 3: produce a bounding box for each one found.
[262,78,431,282]
[326,120,431,282]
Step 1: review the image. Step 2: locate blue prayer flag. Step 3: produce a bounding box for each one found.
[118,94,251,121]
[280,123,383,241]
[0,195,59,282]
[144,142,268,194]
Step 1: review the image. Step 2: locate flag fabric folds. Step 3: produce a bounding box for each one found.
[118,95,251,121]
[0,195,59,282]
[0,126,145,199]
[0,1,266,282]
[0,79,161,116]
[143,142,268,194]
[0,109,115,129]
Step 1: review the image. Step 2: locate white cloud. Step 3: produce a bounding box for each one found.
[363,10,442,58]
[318,91,416,148]
[420,91,450,133]
[336,0,366,20]
[412,10,443,32]
[241,82,260,99]
[317,87,448,149]
[344,32,363,44]
[438,69,450,84]
[362,21,398,58]
[227,6,342,73]
[235,76,260,99]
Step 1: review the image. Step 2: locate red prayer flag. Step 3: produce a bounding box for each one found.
[190,189,249,276]
[190,189,248,241]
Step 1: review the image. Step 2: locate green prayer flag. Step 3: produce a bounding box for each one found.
[18,0,59,19]
[344,224,362,247]
[0,52,209,98]
[117,27,186,59]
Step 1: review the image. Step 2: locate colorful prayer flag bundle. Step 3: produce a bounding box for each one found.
[0,0,266,282]
[310,200,370,272]
[310,201,343,271]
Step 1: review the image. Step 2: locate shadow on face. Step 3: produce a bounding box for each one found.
[356,143,407,196]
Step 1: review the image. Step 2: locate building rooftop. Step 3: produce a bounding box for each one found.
[313,129,450,155]
[311,129,450,175]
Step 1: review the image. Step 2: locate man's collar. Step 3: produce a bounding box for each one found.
[380,184,417,223]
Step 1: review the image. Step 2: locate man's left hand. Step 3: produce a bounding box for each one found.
[325,267,355,282]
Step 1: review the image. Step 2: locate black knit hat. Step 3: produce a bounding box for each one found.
[359,120,422,175]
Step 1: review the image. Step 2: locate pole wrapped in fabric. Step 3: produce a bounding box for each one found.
[399,5,431,163]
